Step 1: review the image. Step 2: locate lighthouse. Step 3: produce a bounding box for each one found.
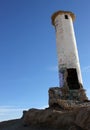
[48,11,88,107]
[51,11,83,89]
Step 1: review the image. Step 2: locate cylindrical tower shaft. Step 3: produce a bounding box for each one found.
[51,11,83,89]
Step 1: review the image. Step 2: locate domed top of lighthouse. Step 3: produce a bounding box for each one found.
[51,10,75,25]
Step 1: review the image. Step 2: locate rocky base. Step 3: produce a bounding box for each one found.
[48,87,89,110]
[23,106,90,130]
[0,106,90,130]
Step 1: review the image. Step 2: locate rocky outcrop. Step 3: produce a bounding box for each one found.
[75,107,90,130]
[23,108,76,129]
[23,106,90,130]
[0,106,90,130]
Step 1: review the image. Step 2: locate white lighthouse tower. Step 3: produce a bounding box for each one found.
[51,11,83,89]
[49,11,88,108]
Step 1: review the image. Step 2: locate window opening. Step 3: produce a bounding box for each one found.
[65,15,68,19]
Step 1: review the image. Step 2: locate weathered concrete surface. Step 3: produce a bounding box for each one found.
[48,87,88,109]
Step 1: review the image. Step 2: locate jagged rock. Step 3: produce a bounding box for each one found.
[23,108,75,129]
[23,107,90,130]
[75,107,90,130]
[0,106,90,130]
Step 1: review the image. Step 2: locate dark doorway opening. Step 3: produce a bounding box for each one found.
[67,68,80,90]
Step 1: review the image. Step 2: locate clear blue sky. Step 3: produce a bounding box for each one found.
[0,0,90,121]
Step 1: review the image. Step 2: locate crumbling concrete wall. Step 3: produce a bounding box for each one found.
[48,87,88,110]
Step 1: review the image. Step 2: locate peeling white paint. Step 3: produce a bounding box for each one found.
[53,12,83,86]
